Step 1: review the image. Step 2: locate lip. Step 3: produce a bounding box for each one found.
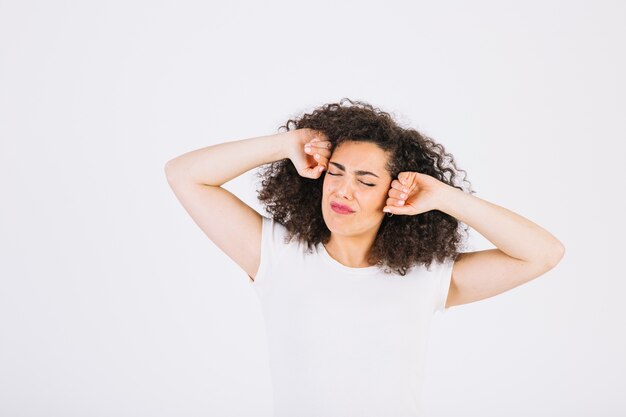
[331,202,355,214]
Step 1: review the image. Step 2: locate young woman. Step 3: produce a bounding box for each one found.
[164,98,564,416]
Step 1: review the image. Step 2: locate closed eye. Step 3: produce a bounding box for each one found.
[327,172,375,187]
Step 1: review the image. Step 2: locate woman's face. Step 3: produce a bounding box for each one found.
[321,141,393,237]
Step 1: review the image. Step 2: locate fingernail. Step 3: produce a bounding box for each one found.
[318,166,324,172]
[403,188,408,193]
[314,154,319,159]
[398,200,404,206]
[400,193,406,198]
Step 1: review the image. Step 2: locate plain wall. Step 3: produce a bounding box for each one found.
[1,0,624,416]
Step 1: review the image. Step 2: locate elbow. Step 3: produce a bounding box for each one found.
[164,160,180,183]
[546,240,565,269]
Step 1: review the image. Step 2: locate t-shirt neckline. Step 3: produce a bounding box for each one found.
[317,243,381,275]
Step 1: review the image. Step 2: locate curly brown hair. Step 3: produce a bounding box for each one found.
[255,98,475,276]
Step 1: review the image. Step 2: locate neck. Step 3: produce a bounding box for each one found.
[324,231,378,268]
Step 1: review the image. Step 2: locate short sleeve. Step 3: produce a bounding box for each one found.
[250,216,289,292]
[433,258,455,315]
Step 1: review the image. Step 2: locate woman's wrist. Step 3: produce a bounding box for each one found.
[283,129,309,161]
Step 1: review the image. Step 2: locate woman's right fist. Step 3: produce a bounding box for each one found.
[288,128,334,179]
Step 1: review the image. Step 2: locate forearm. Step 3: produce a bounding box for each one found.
[164,132,295,186]
[437,187,565,264]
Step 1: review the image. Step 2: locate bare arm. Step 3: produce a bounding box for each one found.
[385,172,565,310]
[438,187,565,309]
[165,132,295,185]
[437,187,564,265]
[164,129,332,281]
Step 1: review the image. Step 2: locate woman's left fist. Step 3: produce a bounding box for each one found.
[383,171,448,216]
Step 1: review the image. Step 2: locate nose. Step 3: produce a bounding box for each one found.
[336,176,354,199]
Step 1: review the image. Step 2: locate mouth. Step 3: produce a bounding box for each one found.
[330,202,355,214]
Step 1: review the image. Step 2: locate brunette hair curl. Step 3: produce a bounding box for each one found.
[255,98,474,276]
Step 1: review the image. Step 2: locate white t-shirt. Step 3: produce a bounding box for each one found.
[250,216,454,417]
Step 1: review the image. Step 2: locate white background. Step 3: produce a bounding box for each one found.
[1,1,624,416]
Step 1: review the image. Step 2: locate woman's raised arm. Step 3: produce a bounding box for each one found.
[163,129,332,281]
[165,131,295,186]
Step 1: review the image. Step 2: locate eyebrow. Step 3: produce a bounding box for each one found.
[328,162,380,178]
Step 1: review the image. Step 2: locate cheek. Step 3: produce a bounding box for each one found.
[372,190,389,208]
[322,179,334,195]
